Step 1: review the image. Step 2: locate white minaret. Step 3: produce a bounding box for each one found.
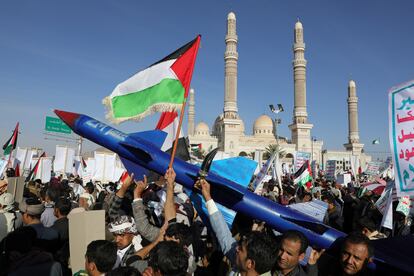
[344,80,364,153]
[215,12,244,156]
[188,88,195,136]
[289,20,313,151]
[224,11,239,119]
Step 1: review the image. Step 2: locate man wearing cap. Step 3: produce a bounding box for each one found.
[19,197,59,240]
[0,192,23,241]
[108,215,140,268]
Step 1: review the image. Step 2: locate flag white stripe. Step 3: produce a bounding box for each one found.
[160,116,183,151]
[110,59,177,98]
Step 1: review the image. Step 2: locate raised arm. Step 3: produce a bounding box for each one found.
[164,168,176,223]
[132,175,160,241]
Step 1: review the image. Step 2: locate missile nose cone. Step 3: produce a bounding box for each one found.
[54,109,80,129]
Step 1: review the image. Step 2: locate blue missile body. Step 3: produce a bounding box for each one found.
[55,109,345,249]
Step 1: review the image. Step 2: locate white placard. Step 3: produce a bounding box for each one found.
[54,145,76,174]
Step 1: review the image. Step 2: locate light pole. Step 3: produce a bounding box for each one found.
[269,104,284,149]
[270,104,284,193]
[311,136,316,163]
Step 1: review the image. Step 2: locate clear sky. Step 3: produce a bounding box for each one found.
[1,0,413,159]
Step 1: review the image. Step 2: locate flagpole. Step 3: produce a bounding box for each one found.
[168,35,201,169]
[168,99,187,169]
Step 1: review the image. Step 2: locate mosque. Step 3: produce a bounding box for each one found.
[188,12,371,170]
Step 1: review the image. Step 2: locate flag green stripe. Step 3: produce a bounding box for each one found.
[3,144,12,155]
[297,174,312,187]
[111,78,184,118]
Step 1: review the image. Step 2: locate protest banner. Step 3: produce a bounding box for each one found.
[94,152,123,183]
[375,182,394,214]
[364,161,383,176]
[6,177,25,203]
[37,157,52,183]
[396,196,411,217]
[253,150,277,194]
[68,210,105,273]
[350,155,360,178]
[381,191,393,230]
[389,80,414,197]
[288,200,328,223]
[54,145,76,174]
[325,160,337,181]
[14,147,35,173]
[294,151,311,172]
[336,173,351,186]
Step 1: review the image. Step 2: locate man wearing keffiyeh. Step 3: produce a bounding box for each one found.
[108,215,138,268]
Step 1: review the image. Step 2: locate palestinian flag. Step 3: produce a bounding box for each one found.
[156,111,190,161]
[294,160,312,188]
[26,152,45,182]
[103,35,201,124]
[3,123,19,158]
[190,143,202,151]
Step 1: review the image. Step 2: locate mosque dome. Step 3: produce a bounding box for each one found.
[253,115,273,136]
[228,12,236,20]
[295,20,303,29]
[195,122,210,136]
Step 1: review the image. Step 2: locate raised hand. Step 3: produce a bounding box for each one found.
[199,179,212,201]
[134,175,147,199]
[308,248,325,265]
[164,168,176,189]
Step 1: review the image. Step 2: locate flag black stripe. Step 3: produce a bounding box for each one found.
[150,36,199,67]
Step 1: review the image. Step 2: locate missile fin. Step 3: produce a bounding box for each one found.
[119,157,148,181]
[210,157,257,187]
[120,140,153,162]
[128,130,167,149]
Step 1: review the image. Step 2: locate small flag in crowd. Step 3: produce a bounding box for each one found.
[26,152,46,182]
[3,122,19,158]
[294,160,312,188]
[103,35,201,124]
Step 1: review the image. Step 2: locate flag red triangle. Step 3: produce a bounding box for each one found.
[171,35,201,98]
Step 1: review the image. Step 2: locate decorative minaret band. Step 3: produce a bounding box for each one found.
[347,80,359,143]
[224,11,239,119]
[292,20,308,124]
[188,88,195,136]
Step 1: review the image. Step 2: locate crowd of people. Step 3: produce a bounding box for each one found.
[0,165,412,276]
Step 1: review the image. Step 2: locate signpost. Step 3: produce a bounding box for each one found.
[44,116,83,155]
[45,116,72,134]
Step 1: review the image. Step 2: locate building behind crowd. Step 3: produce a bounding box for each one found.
[188,12,371,169]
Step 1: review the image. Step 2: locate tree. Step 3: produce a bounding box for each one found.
[263,144,286,160]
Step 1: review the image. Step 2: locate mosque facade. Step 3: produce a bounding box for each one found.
[188,12,371,170]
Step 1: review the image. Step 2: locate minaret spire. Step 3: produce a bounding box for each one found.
[224,11,239,119]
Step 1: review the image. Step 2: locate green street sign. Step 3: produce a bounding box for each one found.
[45,116,72,134]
